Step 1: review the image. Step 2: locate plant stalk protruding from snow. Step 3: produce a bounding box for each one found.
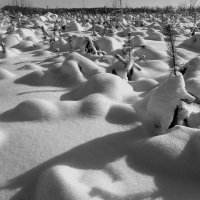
[1,42,6,53]
[164,24,180,76]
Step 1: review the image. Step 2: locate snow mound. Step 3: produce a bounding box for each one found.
[181,102,200,128]
[128,125,200,178]
[147,73,195,134]
[4,99,60,121]
[130,35,145,47]
[15,69,74,87]
[130,31,148,38]
[0,68,16,79]
[78,94,112,117]
[147,23,162,30]
[66,21,84,32]
[2,34,21,48]
[34,165,89,200]
[17,28,36,39]
[1,93,135,122]
[50,37,69,52]
[117,27,138,37]
[13,40,35,51]
[183,56,200,100]
[68,35,85,50]
[96,36,123,53]
[61,73,134,103]
[14,69,72,87]
[129,78,159,93]
[40,15,47,22]
[61,52,104,83]
[35,126,200,200]
[182,33,200,51]
[188,111,200,128]
[34,50,52,57]
[15,70,45,85]
[105,103,137,124]
[146,28,157,35]
[145,31,165,41]
[17,63,44,71]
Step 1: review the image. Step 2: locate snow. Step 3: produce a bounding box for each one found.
[147,73,195,134]
[0,11,200,200]
[0,68,16,79]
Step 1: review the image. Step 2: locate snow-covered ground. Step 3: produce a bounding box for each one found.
[1,11,200,200]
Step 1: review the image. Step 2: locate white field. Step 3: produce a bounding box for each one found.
[0,12,200,200]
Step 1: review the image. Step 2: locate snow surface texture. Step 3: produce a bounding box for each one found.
[0,12,200,200]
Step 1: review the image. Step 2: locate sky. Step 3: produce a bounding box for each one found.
[0,0,194,9]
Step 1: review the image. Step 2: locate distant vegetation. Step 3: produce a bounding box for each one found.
[1,2,200,16]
